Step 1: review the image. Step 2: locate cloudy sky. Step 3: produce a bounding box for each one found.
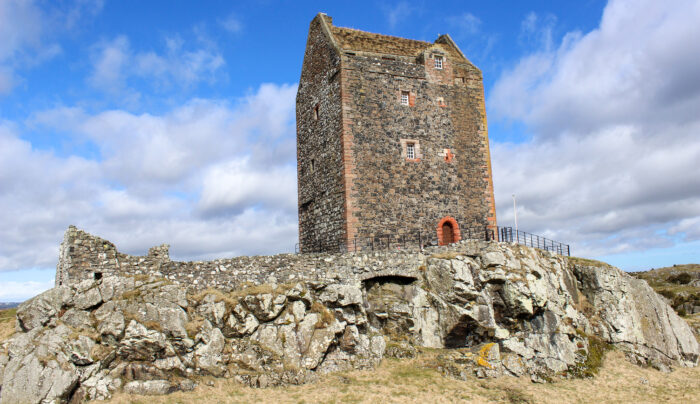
[1,0,699,301]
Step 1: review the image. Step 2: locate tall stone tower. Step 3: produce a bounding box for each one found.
[296,13,497,252]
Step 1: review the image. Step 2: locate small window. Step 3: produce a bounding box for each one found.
[310,159,315,172]
[436,97,446,107]
[406,143,415,160]
[400,138,420,161]
[434,55,443,69]
[401,91,409,106]
[314,105,319,120]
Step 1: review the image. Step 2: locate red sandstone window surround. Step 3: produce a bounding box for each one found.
[401,91,409,106]
[434,55,443,69]
[400,138,421,162]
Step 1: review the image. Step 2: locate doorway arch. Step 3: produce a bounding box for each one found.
[437,216,461,246]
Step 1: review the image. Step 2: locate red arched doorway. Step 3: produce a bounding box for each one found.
[437,216,461,246]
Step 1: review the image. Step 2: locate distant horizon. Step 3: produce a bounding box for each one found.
[0,225,698,303]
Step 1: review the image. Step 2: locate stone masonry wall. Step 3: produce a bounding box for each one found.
[340,45,496,241]
[56,226,517,293]
[296,15,497,252]
[296,15,346,252]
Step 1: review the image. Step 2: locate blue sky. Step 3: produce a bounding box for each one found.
[1,0,699,301]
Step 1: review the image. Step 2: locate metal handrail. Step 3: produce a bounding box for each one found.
[295,226,570,256]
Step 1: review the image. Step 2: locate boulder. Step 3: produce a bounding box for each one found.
[123,380,176,395]
[575,263,700,368]
[243,293,286,321]
[15,286,71,331]
[118,321,168,361]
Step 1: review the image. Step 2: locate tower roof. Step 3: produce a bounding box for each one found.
[317,13,469,62]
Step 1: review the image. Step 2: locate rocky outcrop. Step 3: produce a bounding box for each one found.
[0,275,384,403]
[0,229,698,403]
[631,264,700,338]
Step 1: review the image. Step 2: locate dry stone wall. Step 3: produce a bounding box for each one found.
[55,226,478,291]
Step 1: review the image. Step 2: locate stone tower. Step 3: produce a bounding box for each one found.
[296,13,497,252]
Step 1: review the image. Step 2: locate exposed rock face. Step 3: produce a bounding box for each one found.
[576,263,698,369]
[631,264,700,338]
[0,229,697,403]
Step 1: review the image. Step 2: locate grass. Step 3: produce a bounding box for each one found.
[309,301,334,328]
[104,349,700,404]
[429,252,463,260]
[566,256,611,268]
[188,283,297,309]
[568,335,612,378]
[0,307,17,343]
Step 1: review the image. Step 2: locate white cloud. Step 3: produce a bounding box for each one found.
[0,280,54,302]
[489,0,700,258]
[384,2,415,29]
[447,13,481,37]
[519,12,557,50]
[198,159,297,216]
[88,34,226,99]
[1,83,298,273]
[88,35,131,94]
[0,0,45,93]
[219,13,243,33]
[0,0,101,95]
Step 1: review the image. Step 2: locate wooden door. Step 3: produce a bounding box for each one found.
[442,222,454,244]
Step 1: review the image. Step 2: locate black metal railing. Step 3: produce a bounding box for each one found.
[295,226,570,256]
[498,227,570,256]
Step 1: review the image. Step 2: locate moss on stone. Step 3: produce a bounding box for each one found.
[568,335,612,378]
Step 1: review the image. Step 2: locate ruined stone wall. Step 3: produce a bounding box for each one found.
[59,227,486,292]
[55,227,542,295]
[296,15,347,252]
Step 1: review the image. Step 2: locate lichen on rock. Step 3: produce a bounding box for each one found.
[0,227,697,403]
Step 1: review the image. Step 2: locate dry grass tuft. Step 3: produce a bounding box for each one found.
[185,316,205,338]
[104,349,700,404]
[429,251,462,260]
[309,301,334,329]
[0,308,17,343]
[567,256,611,268]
